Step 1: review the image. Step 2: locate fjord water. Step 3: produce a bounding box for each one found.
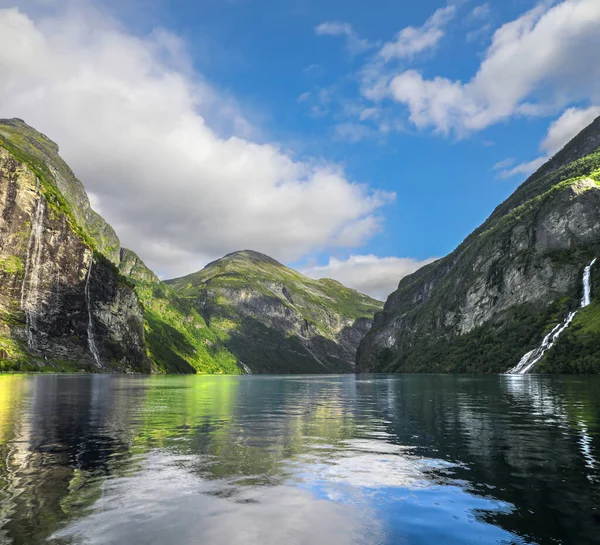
[0,375,599,545]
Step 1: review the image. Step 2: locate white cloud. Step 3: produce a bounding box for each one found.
[301,254,437,300]
[376,0,600,135]
[468,3,491,21]
[379,6,456,61]
[541,105,600,155]
[492,158,515,171]
[0,6,395,278]
[498,157,546,179]
[333,123,374,143]
[498,105,600,178]
[315,21,374,55]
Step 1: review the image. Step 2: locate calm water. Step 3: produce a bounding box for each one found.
[0,374,599,545]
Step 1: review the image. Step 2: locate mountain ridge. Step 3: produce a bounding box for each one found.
[357,116,600,374]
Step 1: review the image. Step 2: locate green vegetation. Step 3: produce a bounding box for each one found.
[129,280,241,374]
[0,256,23,276]
[168,250,380,322]
[377,299,577,373]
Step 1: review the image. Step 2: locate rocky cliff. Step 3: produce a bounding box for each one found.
[166,250,383,373]
[0,124,149,372]
[357,116,600,374]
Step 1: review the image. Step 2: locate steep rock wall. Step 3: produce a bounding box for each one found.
[0,146,149,371]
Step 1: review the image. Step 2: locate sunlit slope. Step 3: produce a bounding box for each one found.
[166,250,383,373]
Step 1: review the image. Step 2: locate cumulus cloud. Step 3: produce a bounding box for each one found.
[378,6,456,61]
[468,3,491,21]
[541,105,600,155]
[301,254,437,300]
[0,6,395,278]
[315,21,375,55]
[375,0,600,135]
[359,6,457,104]
[498,106,600,178]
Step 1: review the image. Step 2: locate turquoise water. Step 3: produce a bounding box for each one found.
[0,374,598,544]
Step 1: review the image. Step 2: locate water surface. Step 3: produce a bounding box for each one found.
[0,374,598,544]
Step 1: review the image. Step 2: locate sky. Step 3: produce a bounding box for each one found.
[0,0,599,300]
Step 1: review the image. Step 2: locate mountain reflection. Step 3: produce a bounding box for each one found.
[0,374,597,545]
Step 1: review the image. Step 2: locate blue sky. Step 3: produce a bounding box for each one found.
[1,0,599,298]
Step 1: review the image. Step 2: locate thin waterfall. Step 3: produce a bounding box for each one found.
[581,258,597,307]
[507,258,597,374]
[240,362,252,375]
[20,189,46,350]
[85,256,102,367]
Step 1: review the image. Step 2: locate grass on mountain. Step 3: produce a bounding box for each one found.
[132,281,241,374]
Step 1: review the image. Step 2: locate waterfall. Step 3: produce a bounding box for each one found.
[581,258,597,307]
[507,258,597,374]
[20,191,46,350]
[240,362,252,375]
[85,256,102,367]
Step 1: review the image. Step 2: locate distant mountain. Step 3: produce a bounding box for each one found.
[165,250,383,373]
[357,116,600,374]
[0,119,381,373]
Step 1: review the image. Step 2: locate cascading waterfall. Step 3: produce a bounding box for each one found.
[240,362,252,375]
[85,256,102,367]
[20,189,46,350]
[507,258,597,374]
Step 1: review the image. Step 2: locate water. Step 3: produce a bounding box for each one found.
[0,374,599,545]
[84,256,102,367]
[20,192,46,351]
[508,258,597,374]
[582,258,597,308]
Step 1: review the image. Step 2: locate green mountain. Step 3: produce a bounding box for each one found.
[357,116,600,374]
[0,119,381,374]
[165,250,383,373]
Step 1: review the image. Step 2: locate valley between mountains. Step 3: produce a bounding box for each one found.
[1,116,600,374]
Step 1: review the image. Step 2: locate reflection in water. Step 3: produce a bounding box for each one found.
[0,374,598,544]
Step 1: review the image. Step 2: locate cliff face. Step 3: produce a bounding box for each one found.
[0,143,149,371]
[357,117,600,374]
[166,251,383,374]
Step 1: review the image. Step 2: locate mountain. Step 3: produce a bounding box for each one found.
[357,116,600,374]
[165,250,383,373]
[0,119,381,374]
[0,119,149,371]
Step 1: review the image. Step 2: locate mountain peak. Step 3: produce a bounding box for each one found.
[206,249,283,269]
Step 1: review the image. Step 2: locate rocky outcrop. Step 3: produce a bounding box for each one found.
[166,250,383,373]
[357,116,600,374]
[0,145,149,371]
[119,248,159,284]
